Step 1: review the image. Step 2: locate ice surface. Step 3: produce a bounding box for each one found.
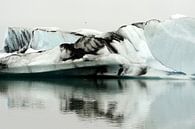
[144,17,195,74]
[117,25,172,72]
[170,14,187,19]
[3,27,82,53]
[30,28,81,50]
[4,27,32,53]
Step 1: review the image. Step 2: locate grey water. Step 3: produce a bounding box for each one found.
[0,78,195,129]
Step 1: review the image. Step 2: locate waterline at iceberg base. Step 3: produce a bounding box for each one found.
[0,16,195,79]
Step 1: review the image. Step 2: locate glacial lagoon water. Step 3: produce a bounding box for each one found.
[0,78,195,129]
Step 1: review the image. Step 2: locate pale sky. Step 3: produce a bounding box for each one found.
[0,0,194,48]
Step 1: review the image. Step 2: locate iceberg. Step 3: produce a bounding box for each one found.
[144,17,195,74]
[0,16,195,79]
[0,30,149,78]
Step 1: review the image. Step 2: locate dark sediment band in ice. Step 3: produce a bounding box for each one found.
[4,27,32,53]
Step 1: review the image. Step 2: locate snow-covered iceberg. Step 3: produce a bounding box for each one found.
[0,16,195,79]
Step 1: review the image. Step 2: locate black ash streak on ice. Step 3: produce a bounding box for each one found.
[60,31,147,77]
[4,27,32,53]
[59,32,124,61]
[57,32,147,77]
[0,63,8,70]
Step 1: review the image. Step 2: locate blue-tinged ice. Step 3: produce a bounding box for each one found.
[30,28,81,50]
[3,27,81,53]
[144,17,195,74]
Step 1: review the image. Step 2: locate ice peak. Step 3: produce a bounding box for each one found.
[170,14,187,19]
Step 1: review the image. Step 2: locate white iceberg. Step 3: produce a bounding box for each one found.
[1,16,195,79]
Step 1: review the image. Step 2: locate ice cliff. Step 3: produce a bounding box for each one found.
[0,16,194,79]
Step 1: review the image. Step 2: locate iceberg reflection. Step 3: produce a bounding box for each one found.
[0,79,195,129]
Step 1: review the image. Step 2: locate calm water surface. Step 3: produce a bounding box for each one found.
[0,78,195,129]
